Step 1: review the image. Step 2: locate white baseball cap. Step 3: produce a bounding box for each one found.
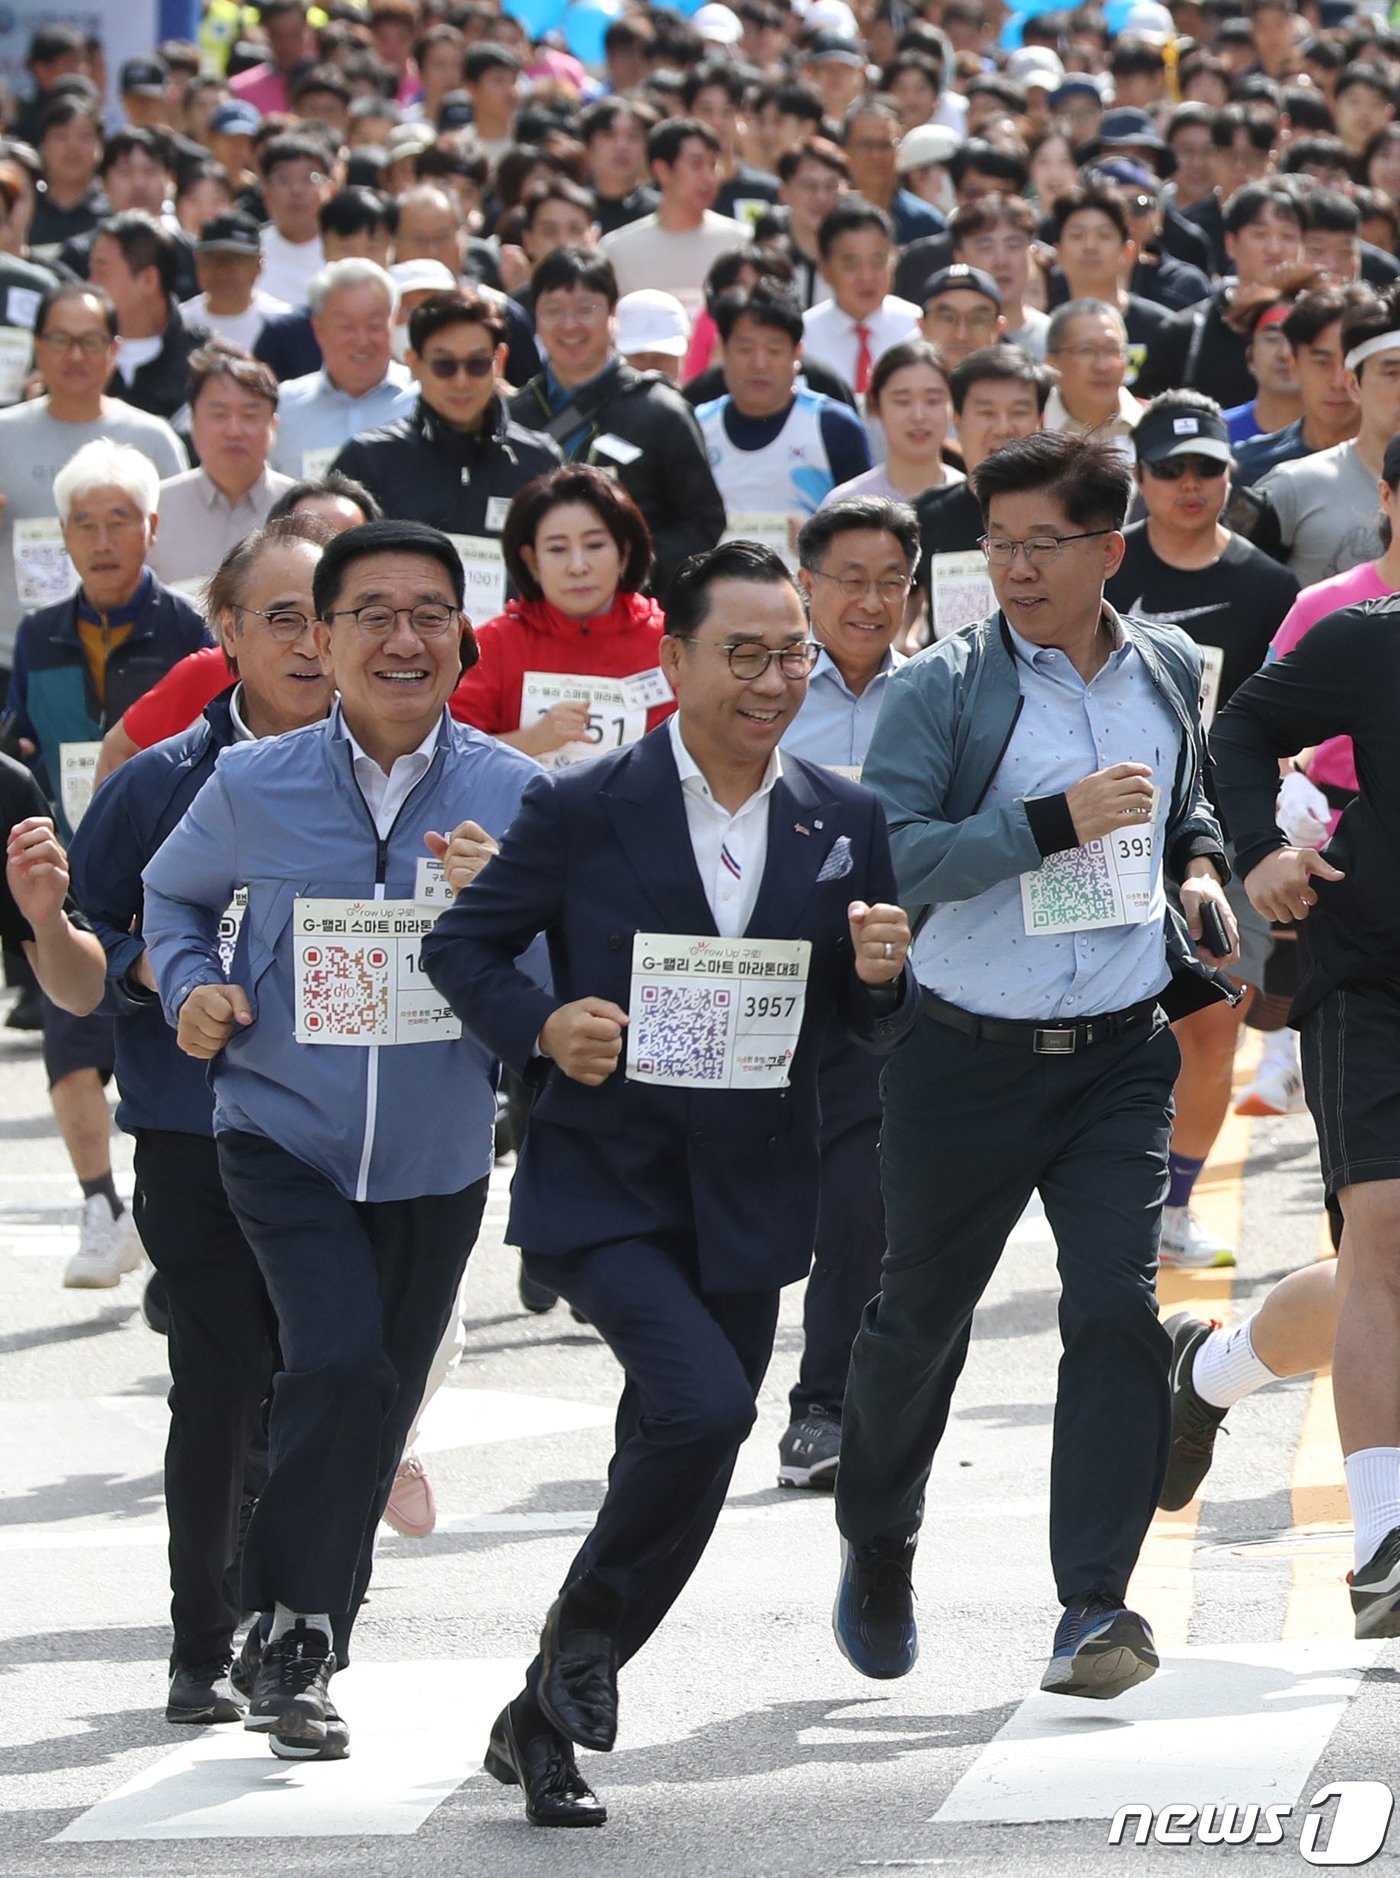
[693,3,743,42]
[805,0,860,36]
[897,123,961,175]
[616,289,691,359]
[389,259,459,297]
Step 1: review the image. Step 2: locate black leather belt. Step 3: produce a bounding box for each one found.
[920,989,1160,1055]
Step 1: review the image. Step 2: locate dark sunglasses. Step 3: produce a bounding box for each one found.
[1144,453,1228,481]
[424,354,495,380]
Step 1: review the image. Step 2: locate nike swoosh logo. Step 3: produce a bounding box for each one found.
[1124,599,1228,626]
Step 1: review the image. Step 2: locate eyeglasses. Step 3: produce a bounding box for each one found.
[424,353,495,380]
[980,530,1115,566]
[1051,342,1130,363]
[719,639,821,679]
[328,603,461,637]
[809,568,912,603]
[38,330,110,354]
[924,302,998,330]
[1144,454,1228,481]
[236,604,316,641]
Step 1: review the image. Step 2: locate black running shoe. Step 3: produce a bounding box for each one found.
[1041,1594,1158,1700]
[1159,1312,1228,1512]
[778,1409,841,1489]
[1350,1525,1400,1638]
[245,1620,334,1749]
[271,1700,350,1760]
[167,1656,243,1724]
[832,1535,918,1678]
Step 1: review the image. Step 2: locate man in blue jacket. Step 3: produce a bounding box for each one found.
[832,432,1240,1704]
[421,539,918,1829]
[68,515,336,1738]
[2,437,208,1291]
[142,519,540,1762]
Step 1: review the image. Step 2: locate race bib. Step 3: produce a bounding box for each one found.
[293,898,461,1045]
[929,551,994,640]
[519,671,645,769]
[14,517,77,610]
[0,325,32,404]
[617,666,672,712]
[484,495,511,532]
[826,764,862,781]
[626,932,810,1090]
[301,446,337,478]
[59,741,101,829]
[722,510,798,570]
[414,855,456,907]
[1019,790,1162,936]
[217,889,248,977]
[448,533,507,618]
[1199,644,1225,730]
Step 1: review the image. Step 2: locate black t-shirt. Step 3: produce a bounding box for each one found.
[1106,523,1300,710]
[0,750,49,952]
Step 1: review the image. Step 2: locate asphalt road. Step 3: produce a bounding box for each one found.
[2,999,1394,1878]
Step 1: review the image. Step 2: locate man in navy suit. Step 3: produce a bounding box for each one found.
[422,539,917,1829]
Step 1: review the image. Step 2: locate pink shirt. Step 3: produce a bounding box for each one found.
[228,64,291,116]
[1269,560,1393,800]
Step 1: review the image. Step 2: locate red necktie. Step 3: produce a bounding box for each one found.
[854,322,873,396]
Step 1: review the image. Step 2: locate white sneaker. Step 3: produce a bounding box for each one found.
[1234,1065,1305,1117]
[1159,1205,1237,1270]
[62,1198,144,1289]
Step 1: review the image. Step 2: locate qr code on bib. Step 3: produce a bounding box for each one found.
[1028,842,1118,929]
[299,943,391,1037]
[634,983,732,1080]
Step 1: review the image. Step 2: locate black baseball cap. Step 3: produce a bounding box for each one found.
[920,263,1002,312]
[1135,400,1231,466]
[197,210,262,256]
[121,57,168,98]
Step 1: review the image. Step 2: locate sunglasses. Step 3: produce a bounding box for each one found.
[1144,453,1228,480]
[424,354,495,380]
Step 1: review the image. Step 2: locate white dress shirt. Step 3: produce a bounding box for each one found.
[669,713,783,938]
[339,708,442,840]
[800,295,921,390]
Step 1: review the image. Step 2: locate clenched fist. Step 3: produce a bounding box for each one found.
[848,900,911,985]
[540,996,628,1086]
[423,821,499,895]
[178,983,253,1059]
[1064,762,1154,844]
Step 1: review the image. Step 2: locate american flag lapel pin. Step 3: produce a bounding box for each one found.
[795,823,810,836]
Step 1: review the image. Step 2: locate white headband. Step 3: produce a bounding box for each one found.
[1344,330,1400,373]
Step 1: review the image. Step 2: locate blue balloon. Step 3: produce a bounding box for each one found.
[998,0,1064,44]
[562,0,622,64]
[503,0,568,38]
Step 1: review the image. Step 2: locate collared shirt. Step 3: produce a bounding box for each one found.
[229,684,254,743]
[269,364,417,478]
[800,296,921,390]
[912,613,1181,1020]
[147,466,297,588]
[780,644,901,774]
[1043,385,1142,464]
[337,705,442,840]
[669,712,782,938]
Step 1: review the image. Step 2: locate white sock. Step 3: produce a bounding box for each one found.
[1260,1027,1299,1074]
[269,1602,331,1644]
[1345,1449,1400,1573]
[1192,1317,1277,1409]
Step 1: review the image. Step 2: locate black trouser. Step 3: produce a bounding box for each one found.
[133,1129,278,1667]
[518,1237,780,1704]
[791,1048,885,1424]
[217,1130,488,1657]
[836,1012,1178,1605]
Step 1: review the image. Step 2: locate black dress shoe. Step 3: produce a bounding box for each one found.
[536,1585,621,1753]
[483,1702,606,1827]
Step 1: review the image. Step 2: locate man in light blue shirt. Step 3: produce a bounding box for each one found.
[831,431,1240,1707]
[772,495,917,1489]
[269,259,417,477]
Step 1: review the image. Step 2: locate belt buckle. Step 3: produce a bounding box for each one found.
[1033,1027,1077,1056]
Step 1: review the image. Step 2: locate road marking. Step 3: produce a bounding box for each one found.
[931,1640,1377,1825]
[414,1386,614,1452]
[52,1658,529,1843]
[1284,1225,1348,1640]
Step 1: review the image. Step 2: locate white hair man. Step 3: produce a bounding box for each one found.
[269,258,417,477]
[5,435,209,1290]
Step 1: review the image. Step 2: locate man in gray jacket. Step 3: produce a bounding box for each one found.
[142,519,540,1761]
[831,432,1239,1703]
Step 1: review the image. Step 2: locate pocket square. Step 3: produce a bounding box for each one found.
[816,835,853,882]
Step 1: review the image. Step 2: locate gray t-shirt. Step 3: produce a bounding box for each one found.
[0,398,187,665]
[1257,440,1382,593]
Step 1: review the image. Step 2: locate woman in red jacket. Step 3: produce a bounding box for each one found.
[449,464,675,762]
